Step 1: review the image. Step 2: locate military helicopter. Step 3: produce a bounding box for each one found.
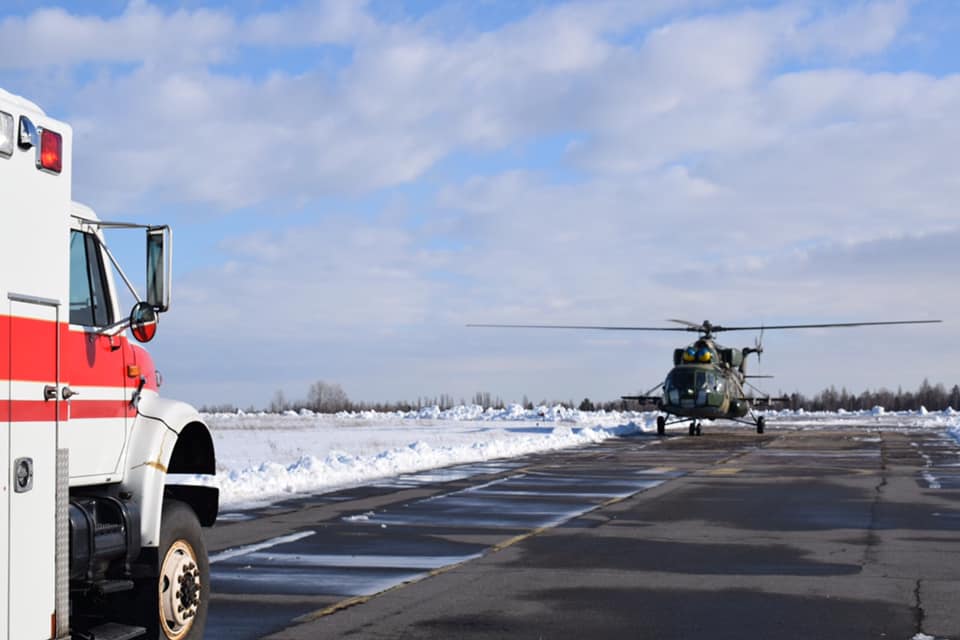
[468,319,942,436]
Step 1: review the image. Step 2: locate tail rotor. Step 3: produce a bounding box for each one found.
[754,325,764,366]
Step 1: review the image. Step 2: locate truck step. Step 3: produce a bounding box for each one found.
[75,622,146,640]
[96,579,135,594]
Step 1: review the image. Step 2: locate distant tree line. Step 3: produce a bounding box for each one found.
[616,378,960,413]
[198,379,960,415]
[782,379,960,413]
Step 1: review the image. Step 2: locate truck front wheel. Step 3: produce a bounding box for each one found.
[140,500,210,639]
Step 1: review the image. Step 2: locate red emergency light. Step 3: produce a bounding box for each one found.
[39,128,62,173]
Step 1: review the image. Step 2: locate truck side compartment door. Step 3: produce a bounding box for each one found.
[1,310,8,640]
[7,298,59,639]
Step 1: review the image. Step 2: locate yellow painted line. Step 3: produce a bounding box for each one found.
[639,466,676,474]
[489,526,548,553]
[705,467,742,476]
[298,595,372,621]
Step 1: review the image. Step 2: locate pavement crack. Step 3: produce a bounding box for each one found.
[862,432,888,567]
[913,579,926,636]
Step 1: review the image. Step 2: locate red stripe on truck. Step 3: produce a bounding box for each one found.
[70,399,136,420]
[0,400,68,422]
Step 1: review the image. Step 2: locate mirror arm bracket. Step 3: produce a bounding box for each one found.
[96,318,131,338]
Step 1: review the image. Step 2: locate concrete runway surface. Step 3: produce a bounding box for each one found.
[202,421,960,639]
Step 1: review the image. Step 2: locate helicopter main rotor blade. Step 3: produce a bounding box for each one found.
[712,319,942,332]
[667,318,703,329]
[466,323,692,331]
[468,319,942,332]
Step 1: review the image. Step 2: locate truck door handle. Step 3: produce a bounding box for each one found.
[61,386,79,400]
[14,458,33,493]
[43,385,58,401]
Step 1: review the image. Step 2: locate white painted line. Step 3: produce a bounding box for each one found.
[922,470,942,490]
[209,530,316,564]
[238,552,484,570]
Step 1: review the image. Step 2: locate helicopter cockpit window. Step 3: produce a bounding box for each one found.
[667,370,713,392]
[667,370,694,391]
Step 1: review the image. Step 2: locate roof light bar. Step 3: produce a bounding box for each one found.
[0,110,13,158]
[38,127,62,174]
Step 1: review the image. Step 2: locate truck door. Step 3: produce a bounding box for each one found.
[62,229,129,480]
[7,297,60,639]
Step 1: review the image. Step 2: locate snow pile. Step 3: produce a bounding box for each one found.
[331,403,643,423]
[948,421,960,446]
[204,410,653,508]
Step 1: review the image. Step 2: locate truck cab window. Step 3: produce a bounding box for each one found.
[69,230,113,327]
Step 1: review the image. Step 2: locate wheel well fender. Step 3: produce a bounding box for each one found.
[123,394,218,547]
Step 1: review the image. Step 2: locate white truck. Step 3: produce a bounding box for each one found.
[1,89,217,639]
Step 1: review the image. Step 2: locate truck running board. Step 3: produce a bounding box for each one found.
[74,622,146,640]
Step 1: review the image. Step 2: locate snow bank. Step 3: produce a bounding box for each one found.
[202,408,654,508]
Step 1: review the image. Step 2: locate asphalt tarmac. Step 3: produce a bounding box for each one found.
[202,422,960,639]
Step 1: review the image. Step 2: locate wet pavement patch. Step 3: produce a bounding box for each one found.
[515,586,915,640]
[631,481,876,531]
[211,526,487,597]
[516,536,861,576]
[414,611,534,636]
[213,564,434,597]
[206,600,319,640]
[874,501,960,531]
[373,460,525,488]
[364,473,664,529]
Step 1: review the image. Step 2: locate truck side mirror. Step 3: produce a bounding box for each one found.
[130,302,160,342]
[146,226,171,312]
[130,301,159,343]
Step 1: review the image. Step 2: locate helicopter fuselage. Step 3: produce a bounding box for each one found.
[661,336,751,419]
[660,362,750,420]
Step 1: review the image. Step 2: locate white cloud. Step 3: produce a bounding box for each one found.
[790,0,910,59]
[241,1,375,47]
[0,2,235,69]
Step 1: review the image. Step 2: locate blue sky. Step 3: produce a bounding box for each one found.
[1,0,957,408]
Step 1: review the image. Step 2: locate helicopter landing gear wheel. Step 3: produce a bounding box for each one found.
[688,422,696,436]
[695,422,702,436]
[656,415,666,436]
[756,416,766,434]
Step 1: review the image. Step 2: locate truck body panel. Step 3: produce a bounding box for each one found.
[1,88,72,639]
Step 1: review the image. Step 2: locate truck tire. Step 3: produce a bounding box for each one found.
[137,499,210,639]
